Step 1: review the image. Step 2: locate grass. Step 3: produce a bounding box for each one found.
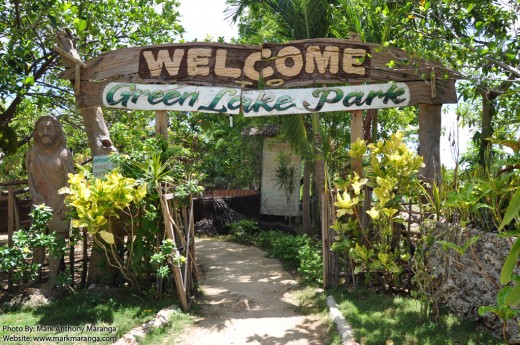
[137,309,193,345]
[325,288,505,345]
[0,288,192,344]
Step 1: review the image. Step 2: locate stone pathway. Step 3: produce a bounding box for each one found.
[173,238,327,345]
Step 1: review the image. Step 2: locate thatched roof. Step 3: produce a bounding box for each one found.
[241,124,280,137]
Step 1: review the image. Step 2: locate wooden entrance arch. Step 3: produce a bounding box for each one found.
[57,37,458,293]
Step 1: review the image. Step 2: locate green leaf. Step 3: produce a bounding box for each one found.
[478,305,496,316]
[78,19,88,31]
[499,188,520,231]
[23,75,35,85]
[437,236,479,256]
[504,284,520,306]
[501,238,520,285]
[99,230,114,244]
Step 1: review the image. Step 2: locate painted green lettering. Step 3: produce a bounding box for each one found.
[227,96,241,111]
[198,89,236,112]
[252,92,274,113]
[383,84,407,104]
[179,92,199,107]
[274,95,296,111]
[148,90,164,105]
[131,88,149,104]
[306,89,343,111]
[242,97,253,112]
[163,90,181,105]
[364,90,385,105]
[105,83,135,107]
[343,91,364,107]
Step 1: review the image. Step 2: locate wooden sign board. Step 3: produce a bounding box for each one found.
[93,155,115,178]
[136,41,370,89]
[62,39,458,105]
[60,38,459,111]
[102,82,412,115]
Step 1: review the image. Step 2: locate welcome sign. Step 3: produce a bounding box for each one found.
[102,82,410,116]
[61,39,457,109]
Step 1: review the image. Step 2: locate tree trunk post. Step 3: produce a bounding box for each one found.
[302,160,312,235]
[56,29,117,285]
[155,111,168,140]
[480,91,495,165]
[312,114,333,289]
[56,29,116,157]
[419,104,442,187]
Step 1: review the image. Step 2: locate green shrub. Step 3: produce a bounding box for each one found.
[0,205,64,284]
[227,223,323,285]
[298,241,323,285]
[257,230,322,285]
[228,219,261,245]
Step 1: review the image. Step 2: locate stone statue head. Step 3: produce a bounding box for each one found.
[34,116,66,151]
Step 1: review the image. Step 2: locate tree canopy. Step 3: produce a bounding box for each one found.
[0,0,184,156]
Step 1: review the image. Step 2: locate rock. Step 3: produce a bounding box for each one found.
[425,221,518,342]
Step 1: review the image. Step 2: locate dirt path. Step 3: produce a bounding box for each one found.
[174,238,327,345]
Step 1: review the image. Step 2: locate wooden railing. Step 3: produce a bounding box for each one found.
[0,180,29,290]
[0,180,28,245]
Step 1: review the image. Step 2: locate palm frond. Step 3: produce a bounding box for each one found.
[281,114,311,156]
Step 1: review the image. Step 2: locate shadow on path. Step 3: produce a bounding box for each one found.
[174,238,326,345]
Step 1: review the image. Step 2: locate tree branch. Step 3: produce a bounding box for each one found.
[0,51,59,126]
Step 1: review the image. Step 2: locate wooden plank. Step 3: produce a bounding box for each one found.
[14,196,20,231]
[173,265,189,311]
[60,42,260,84]
[80,79,457,112]
[183,196,193,294]
[61,39,458,90]
[0,180,28,186]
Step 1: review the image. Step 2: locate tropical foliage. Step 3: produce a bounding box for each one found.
[0,0,183,156]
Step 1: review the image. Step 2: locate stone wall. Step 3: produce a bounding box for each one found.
[425,222,518,342]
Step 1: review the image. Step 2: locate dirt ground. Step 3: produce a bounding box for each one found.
[174,238,328,345]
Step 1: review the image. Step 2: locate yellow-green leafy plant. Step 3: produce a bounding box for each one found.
[59,170,147,288]
[332,132,426,289]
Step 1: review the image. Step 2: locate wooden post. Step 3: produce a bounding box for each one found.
[155,110,168,140]
[351,110,363,176]
[56,30,116,157]
[7,185,14,290]
[419,104,442,187]
[302,161,312,235]
[7,185,14,247]
[173,265,189,311]
[312,113,333,289]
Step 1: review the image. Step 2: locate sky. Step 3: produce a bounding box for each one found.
[176,0,469,168]
[177,0,237,42]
